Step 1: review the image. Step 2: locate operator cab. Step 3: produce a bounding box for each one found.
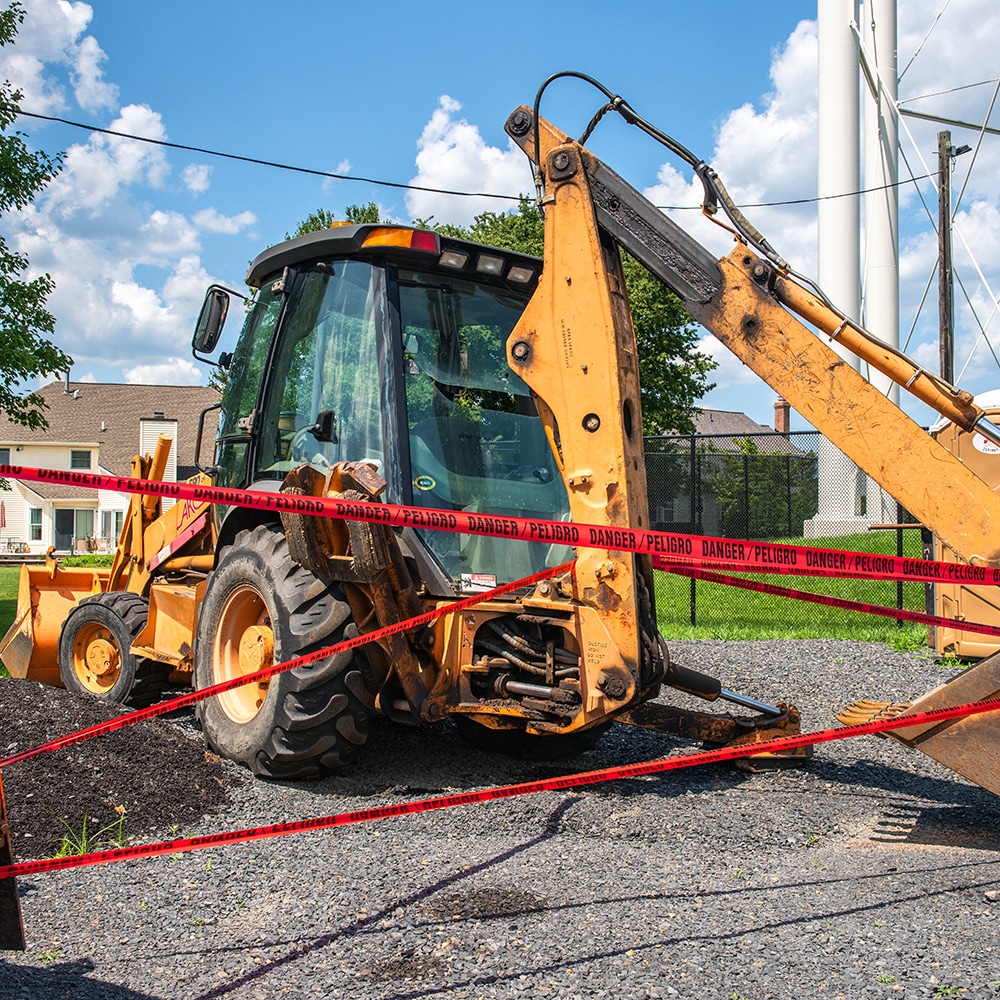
[193,224,571,595]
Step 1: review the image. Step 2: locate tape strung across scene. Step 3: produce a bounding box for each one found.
[1,695,998,883]
[655,558,1000,638]
[3,463,999,886]
[1,462,996,587]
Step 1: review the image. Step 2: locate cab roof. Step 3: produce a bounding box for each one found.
[245,224,542,291]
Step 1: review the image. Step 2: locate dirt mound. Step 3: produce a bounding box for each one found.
[0,680,231,860]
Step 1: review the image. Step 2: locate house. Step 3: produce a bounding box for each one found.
[646,400,816,537]
[0,380,220,555]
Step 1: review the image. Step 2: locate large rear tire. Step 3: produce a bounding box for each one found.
[58,592,169,708]
[193,523,374,779]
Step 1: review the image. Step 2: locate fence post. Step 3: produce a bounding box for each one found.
[786,454,793,536]
[690,433,697,625]
[896,501,904,625]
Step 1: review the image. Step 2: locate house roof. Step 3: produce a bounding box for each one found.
[691,409,776,437]
[655,408,809,456]
[0,381,221,490]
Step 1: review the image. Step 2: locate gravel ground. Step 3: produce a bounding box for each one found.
[3,638,1000,999]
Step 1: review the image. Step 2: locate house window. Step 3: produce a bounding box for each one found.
[29,508,41,541]
[0,448,9,465]
[70,450,91,469]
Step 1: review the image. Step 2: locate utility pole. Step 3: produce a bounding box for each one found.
[938,130,954,384]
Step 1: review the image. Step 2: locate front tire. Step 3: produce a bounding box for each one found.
[193,524,374,779]
[58,592,169,708]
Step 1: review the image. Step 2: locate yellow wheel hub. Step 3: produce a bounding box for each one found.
[214,585,274,724]
[71,624,122,694]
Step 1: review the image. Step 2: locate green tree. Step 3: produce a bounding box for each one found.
[0,2,72,429]
[290,201,380,238]
[431,198,715,434]
[705,436,818,539]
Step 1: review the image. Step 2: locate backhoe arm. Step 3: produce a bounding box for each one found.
[506,108,1000,568]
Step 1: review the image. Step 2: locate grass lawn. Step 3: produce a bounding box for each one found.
[655,529,930,649]
[0,565,20,678]
[0,531,937,679]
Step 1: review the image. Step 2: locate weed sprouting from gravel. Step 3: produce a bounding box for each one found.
[47,805,128,857]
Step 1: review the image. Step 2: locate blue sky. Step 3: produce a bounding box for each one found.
[3,0,999,431]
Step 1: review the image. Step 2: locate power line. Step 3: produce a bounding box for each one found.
[8,105,941,214]
[899,77,1000,106]
[655,171,934,212]
[11,106,523,203]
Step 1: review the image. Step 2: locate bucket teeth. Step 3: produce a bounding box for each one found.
[835,699,911,726]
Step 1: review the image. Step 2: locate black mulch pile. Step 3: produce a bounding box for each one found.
[0,680,231,860]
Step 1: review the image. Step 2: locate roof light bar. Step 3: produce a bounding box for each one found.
[476,253,505,276]
[507,265,535,284]
[439,250,470,269]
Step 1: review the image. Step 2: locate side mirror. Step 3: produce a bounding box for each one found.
[192,286,231,357]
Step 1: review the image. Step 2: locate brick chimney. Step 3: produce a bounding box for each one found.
[774,397,790,435]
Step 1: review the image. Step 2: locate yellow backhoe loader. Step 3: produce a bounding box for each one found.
[4,75,1000,795]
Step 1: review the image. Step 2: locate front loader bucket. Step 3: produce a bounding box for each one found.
[0,560,110,687]
[841,653,1000,797]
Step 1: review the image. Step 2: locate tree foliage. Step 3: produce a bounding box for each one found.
[290,201,380,238]
[429,198,715,434]
[0,2,72,429]
[704,436,818,539]
[294,197,716,433]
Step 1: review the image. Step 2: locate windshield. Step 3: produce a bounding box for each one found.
[399,269,571,588]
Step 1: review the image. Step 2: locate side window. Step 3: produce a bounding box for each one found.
[254,261,384,480]
[215,287,283,488]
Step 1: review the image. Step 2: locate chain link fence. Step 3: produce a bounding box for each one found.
[644,430,925,634]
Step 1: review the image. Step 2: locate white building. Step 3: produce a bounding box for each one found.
[0,381,220,555]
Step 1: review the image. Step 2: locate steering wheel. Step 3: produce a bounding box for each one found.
[503,465,554,484]
[289,426,332,466]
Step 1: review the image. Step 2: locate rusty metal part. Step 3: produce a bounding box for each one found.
[835,700,911,726]
[279,462,437,721]
[0,770,26,951]
[855,650,1000,796]
[618,700,809,768]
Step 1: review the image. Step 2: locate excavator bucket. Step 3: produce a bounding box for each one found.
[838,652,1000,796]
[0,557,110,687]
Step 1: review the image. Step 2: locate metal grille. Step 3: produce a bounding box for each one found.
[644,431,924,632]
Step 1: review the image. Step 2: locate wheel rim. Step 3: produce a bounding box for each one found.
[213,584,274,724]
[70,623,122,694]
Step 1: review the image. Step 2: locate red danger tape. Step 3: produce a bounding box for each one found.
[656,559,1000,638]
[0,462,994,587]
[2,695,998,882]
[0,561,573,769]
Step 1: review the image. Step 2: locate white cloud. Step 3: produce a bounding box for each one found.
[193,208,257,235]
[182,164,212,195]
[123,358,204,385]
[405,96,531,226]
[0,0,116,113]
[70,31,116,111]
[1,9,259,388]
[648,3,1000,421]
